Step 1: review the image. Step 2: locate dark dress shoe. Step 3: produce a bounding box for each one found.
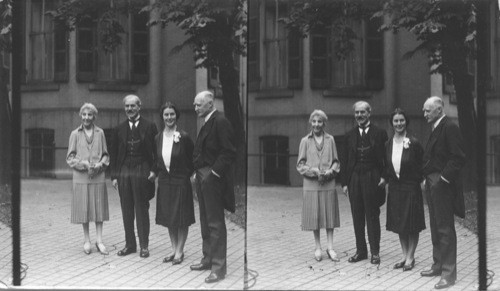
[163,254,175,263]
[140,248,150,258]
[190,263,211,271]
[403,259,415,271]
[371,254,381,264]
[117,247,136,256]
[205,272,225,284]
[348,253,367,263]
[421,269,442,277]
[393,261,405,269]
[434,278,455,289]
[172,253,184,265]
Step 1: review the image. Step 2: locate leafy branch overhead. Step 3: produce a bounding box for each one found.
[373,0,477,75]
[282,0,478,75]
[0,0,11,53]
[145,0,247,69]
[50,0,247,68]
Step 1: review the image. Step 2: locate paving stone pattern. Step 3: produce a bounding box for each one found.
[0,181,499,290]
[13,179,244,289]
[247,186,500,290]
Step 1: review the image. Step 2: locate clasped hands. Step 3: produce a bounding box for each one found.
[310,168,337,185]
[81,160,103,179]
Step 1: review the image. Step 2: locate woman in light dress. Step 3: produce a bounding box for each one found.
[297,110,341,262]
[66,103,110,255]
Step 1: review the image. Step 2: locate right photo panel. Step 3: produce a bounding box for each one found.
[245,0,499,290]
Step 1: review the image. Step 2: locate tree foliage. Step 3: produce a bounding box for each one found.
[283,0,378,59]
[0,0,11,53]
[373,0,477,75]
[145,0,247,69]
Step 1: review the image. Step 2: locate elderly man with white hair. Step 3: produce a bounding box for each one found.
[190,91,236,283]
[421,96,466,289]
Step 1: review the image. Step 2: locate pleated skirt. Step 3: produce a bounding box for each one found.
[156,176,195,228]
[301,189,340,230]
[386,180,426,234]
[71,182,109,223]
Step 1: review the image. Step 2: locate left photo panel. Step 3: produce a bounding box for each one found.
[4,0,247,289]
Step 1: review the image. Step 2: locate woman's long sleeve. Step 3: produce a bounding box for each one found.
[296,138,317,178]
[328,137,340,174]
[66,131,88,171]
[99,131,110,167]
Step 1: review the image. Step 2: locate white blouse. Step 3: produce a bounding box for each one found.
[392,139,404,178]
[162,133,174,172]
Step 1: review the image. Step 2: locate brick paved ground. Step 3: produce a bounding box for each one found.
[247,185,500,290]
[0,182,499,290]
[3,179,244,289]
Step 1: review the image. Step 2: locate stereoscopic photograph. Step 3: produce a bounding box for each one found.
[0,0,498,290]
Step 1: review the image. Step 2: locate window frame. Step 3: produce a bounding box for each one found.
[24,0,69,84]
[310,17,384,91]
[249,0,303,92]
[76,10,150,84]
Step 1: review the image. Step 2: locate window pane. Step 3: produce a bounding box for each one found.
[78,29,93,50]
[133,12,148,31]
[312,36,327,57]
[30,0,56,81]
[133,33,148,53]
[78,52,94,72]
[332,21,363,87]
[264,1,287,89]
[97,14,129,81]
[312,59,327,79]
[133,55,148,74]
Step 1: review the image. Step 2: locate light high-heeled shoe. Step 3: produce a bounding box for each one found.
[83,241,91,255]
[314,249,322,261]
[326,249,340,262]
[95,242,109,255]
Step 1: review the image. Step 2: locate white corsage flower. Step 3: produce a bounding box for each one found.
[403,137,411,149]
[173,131,181,143]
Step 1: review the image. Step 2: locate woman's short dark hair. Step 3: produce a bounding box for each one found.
[389,108,410,127]
[160,102,180,120]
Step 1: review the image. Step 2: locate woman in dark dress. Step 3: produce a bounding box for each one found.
[384,108,425,271]
[154,102,195,265]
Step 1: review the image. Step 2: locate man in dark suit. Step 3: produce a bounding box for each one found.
[340,101,388,265]
[421,96,465,289]
[190,91,236,283]
[110,94,158,258]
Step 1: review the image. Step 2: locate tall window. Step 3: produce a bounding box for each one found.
[249,0,302,91]
[26,128,55,178]
[260,136,289,185]
[27,0,68,83]
[263,0,287,89]
[76,11,149,83]
[310,17,384,90]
